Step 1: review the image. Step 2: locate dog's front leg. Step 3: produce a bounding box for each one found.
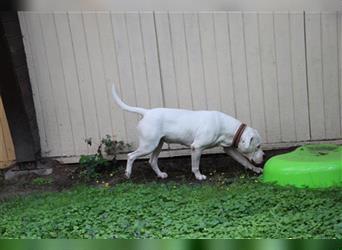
[224,148,263,174]
[191,146,206,180]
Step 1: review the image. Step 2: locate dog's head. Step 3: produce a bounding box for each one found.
[236,127,264,164]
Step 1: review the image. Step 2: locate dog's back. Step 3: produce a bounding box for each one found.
[139,108,234,147]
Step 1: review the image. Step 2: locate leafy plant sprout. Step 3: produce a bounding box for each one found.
[79,135,131,180]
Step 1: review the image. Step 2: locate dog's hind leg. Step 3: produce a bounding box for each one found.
[125,142,158,179]
[191,144,206,181]
[149,140,168,179]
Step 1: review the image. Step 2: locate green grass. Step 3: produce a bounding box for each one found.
[31,177,53,186]
[0,178,341,239]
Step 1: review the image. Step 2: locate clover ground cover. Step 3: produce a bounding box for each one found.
[0,179,341,239]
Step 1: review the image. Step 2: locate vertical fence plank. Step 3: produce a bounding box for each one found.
[289,12,310,141]
[83,12,113,141]
[228,12,251,124]
[243,12,267,140]
[68,12,100,153]
[154,12,178,109]
[111,12,139,146]
[274,12,296,142]
[125,12,151,110]
[40,13,75,156]
[305,13,326,140]
[321,12,340,139]
[18,12,49,154]
[96,11,127,142]
[0,96,15,167]
[258,12,282,143]
[169,12,193,110]
[198,12,221,111]
[183,13,207,110]
[140,12,164,108]
[0,99,8,165]
[213,12,236,117]
[25,12,62,157]
[54,12,88,155]
[305,12,341,140]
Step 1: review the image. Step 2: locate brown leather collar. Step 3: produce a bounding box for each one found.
[232,123,247,148]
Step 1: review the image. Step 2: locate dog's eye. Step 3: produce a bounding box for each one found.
[257,145,260,149]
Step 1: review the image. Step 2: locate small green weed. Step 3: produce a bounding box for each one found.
[79,135,131,180]
[99,135,131,157]
[79,154,109,180]
[31,177,52,186]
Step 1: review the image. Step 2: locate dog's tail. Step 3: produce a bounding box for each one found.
[111,84,147,116]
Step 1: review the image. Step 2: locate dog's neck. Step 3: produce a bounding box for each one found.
[232,123,247,148]
[219,114,244,142]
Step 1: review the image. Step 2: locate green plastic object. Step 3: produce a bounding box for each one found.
[263,144,342,188]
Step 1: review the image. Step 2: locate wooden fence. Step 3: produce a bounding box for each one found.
[0,96,15,168]
[18,11,342,161]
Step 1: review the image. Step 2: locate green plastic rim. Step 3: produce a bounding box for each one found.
[262,144,342,188]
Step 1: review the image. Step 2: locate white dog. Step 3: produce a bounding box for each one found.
[112,85,264,180]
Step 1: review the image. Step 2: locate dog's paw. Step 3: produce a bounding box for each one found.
[253,167,263,174]
[158,172,168,179]
[125,171,131,179]
[195,174,207,181]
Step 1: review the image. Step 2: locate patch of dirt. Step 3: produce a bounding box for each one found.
[0,148,294,200]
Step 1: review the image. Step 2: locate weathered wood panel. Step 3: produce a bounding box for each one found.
[289,13,311,141]
[213,12,235,117]
[306,12,341,140]
[320,12,340,139]
[18,12,48,154]
[97,12,127,143]
[40,13,75,156]
[243,12,267,140]
[24,12,62,157]
[0,96,15,168]
[18,11,341,161]
[54,12,88,155]
[258,13,282,143]
[228,12,252,125]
